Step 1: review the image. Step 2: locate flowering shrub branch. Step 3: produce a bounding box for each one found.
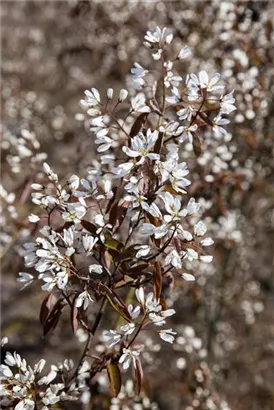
[1,26,236,409]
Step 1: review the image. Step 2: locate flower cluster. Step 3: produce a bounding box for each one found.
[2,26,236,408]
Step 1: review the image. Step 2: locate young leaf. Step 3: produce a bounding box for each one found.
[39,293,56,325]
[107,363,122,397]
[71,295,79,334]
[43,298,66,337]
[130,112,148,139]
[103,285,132,323]
[81,220,98,236]
[135,357,143,396]
[153,261,162,300]
[192,132,202,157]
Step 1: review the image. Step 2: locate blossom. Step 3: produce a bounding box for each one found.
[178,124,198,144]
[201,237,214,246]
[182,273,195,281]
[144,26,173,46]
[212,113,230,137]
[158,329,177,344]
[194,221,207,236]
[165,250,182,269]
[82,235,98,255]
[119,348,140,370]
[17,272,34,289]
[76,291,94,310]
[40,270,68,292]
[28,214,40,223]
[177,46,191,60]
[160,191,187,222]
[62,203,86,224]
[131,62,148,89]
[220,91,236,114]
[186,197,201,215]
[190,71,224,93]
[89,264,103,274]
[135,245,151,258]
[80,88,100,107]
[102,330,122,348]
[140,223,168,239]
[164,71,182,88]
[131,93,150,113]
[122,129,160,165]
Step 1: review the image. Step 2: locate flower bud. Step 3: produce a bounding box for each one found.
[119,89,128,102]
[107,88,113,100]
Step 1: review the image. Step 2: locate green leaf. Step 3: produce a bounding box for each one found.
[107,363,122,397]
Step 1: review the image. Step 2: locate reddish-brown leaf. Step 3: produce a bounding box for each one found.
[43,298,66,337]
[39,293,55,325]
[135,357,143,396]
[71,295,79,334]
[153,261,162,300]
[129,113,148,139]
[103,285,132,323]
[81,220,98,236]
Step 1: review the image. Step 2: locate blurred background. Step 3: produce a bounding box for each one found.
[1,1,274,409]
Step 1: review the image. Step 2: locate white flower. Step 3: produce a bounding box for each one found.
[131,63,148,89]
[160,191,187,222]
[165,250,182,269]
[41,270,68,292]
[122,129,160,165]
[187,197,200,215]
[220,91,236,114]
[15,398,35,410]
[82,235,98,255]
[135,245,150,258]
[190,71,224,93]
[68,175,80,191]
[17,272,34,289]
[89,264,103,274]
[28,214,40,223]
[140,223,168,239]
[131,93,150,113]
[112,162,134,177]
[158,329,176,344]
[119,348,140,370]
[1,337,8,347]
[177,46,191,60]
[119,89,128,102]
[141,201,162,218]
[186,248,199,261]
[94,213,105,227]
[31,183,43,190]
[76,291,94,310]
[128,304,141,319]
[201,237,214,246]
[62,203,86,224]
[144,26,172,46]
[102,330,121,347]
[164,71,182,88]
[182,273,195,281]
[178,124,198,144]
[166,86,182,105]
[136,289,161,313]
[194,221,207,236]
[120,323,136,336]
[200,255,213,263]
[212,113,230,137]
[81,88,100,107]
